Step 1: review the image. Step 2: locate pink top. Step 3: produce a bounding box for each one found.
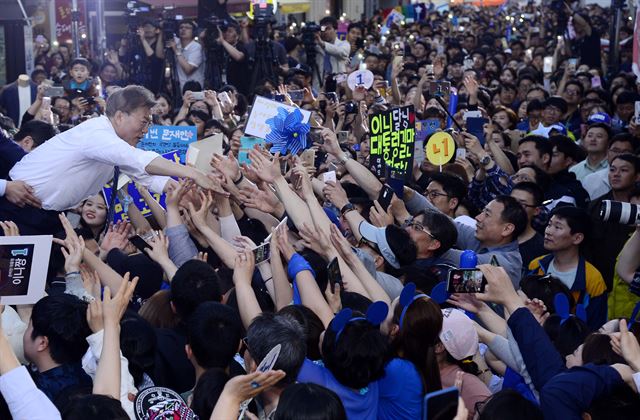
[440,364,492,420]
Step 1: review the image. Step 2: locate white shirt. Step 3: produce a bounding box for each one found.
[547,259,577,289]
[0,366,61,420]
[18,84,31,127]
[569,158,608,182]
[314,37,351,87]
[176,39,205,91]
[9,116,169,211]
[581,168,610,200]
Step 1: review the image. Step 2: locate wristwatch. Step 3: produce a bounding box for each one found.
[340,203,356,215]
[338,152,350,164]
[479,154,492,167]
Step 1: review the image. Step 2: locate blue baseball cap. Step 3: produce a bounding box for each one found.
[587,112,611,126]
[548,123,568,136]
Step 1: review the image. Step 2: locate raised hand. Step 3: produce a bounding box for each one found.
[186,190,215,229]
[238,184,282,215]
[144,231,171,264]
[319,127,341,157]
[248,149,282,183]
[369,200,394,227]
[275,224,295,262]
[322,181,349,209]
[60,235,85,273]
[211,153,241,183]
[233,248,256,284]
[0,221,20,237]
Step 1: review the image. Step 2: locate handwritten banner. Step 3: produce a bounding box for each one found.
[245,96,311,140]
[137,125,197,162]
[54,0,87,45]
[369,105,416,181]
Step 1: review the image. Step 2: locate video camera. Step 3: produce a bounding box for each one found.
[253,3,275,41]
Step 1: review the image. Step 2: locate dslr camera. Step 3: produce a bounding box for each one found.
[599,200,640,225]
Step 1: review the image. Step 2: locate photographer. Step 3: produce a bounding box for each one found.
[313,17,350,88]
[136,20,165,94]
[218,23,249,96]
[167,21,205,92]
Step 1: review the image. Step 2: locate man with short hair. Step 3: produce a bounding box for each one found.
[517,135,552,170]
[541,97,568,127]
[511,182,546,268]
[546,135,589,209]
[23,294,93,406]
[424,172,467,218]
[581,133,637,199]
[13,120,57,153]
[314,16,350,88]
[569,123,611,181]
[3,85,221,235]
[529,206,607,330]
[245,313,306,418]
[167,20,205,91]
[586,154,640,290]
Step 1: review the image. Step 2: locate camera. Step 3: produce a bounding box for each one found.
[301,22,321,57]
[599,200,640,225]
[344,101,358,114]
[162,18,179,40]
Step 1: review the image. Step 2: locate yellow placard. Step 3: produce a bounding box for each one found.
[426,132,455,166]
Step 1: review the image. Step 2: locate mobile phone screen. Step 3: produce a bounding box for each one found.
[327,257,343,293]
[377,185,394,211]
[446,269,487,293]
[253,243,271,264]
[423,387,459,420]
[129,235,151,253]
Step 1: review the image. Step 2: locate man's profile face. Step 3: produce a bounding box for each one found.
[113,107,152,145]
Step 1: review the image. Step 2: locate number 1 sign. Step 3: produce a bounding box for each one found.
[426,132,455,166]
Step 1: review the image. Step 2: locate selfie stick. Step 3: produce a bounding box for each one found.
[434,96,464,132]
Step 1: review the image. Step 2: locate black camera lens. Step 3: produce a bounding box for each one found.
[599,200,640,225]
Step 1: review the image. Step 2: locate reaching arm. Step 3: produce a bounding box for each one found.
[233,250,262,329]
[270,229,293,310]
[617,226,640,284]
[137,185,167,229]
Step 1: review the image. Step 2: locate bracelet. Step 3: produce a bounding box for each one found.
[65,271,81,277]
[233,172,244,185]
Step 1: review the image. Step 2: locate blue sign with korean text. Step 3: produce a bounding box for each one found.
[137,125,197,162]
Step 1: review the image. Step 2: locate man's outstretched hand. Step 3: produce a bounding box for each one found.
[5,181,41,208]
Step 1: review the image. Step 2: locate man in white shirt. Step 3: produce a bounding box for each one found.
[581,132,636,199]
[313,16,350,88]
[167,21,205,92]
[2,85,219,235]
[569,123,611,181]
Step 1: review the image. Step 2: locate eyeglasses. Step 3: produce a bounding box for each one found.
[425,189,449,200]
[402,220,438,241]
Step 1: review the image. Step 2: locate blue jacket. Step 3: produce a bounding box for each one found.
[0,130,26,179]
[540,364,623,420]
[529,254,608,330]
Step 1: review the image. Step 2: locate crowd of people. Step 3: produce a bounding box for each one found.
[1,1,640,419]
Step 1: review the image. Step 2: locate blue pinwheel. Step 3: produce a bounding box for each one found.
[265,107,310,155]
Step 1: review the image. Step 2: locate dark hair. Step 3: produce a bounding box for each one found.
[14,120,57,147]
[492,105,518,129]
[586,122,612,139]
[520,275,574,313]
[609,132,638,150]
[518,135,553,161]
[246,313,306,386]
[182,80,202,95]
[550,206,590,237]
[543,315,590,357]
[587,384,640,420]
[385,224,418,267]
[418,210,458,256]
[52,96,72,109]
[526,86,549,100]
[322,316,389,389]
[564,79,584,97]
[340,291,373,314]
[550,135,585,163]
[511,182,544,207]
[494,195,528,240]
[170,260,222,321]
[616,90,640,105]
[429,172,468,207]
[519,164,552,191]
[391,295,443,394]
[30,294,91,364]
[612,153,640,174]
[187,302,242,370]
[526,99,544,113]
[274,383,347,420]
[319,16,338,29]
[120,311,157,388]
[61,394,128,420]
[278,305,324,360]
[69,57,91,70]
[190,369,229,420]
[477,389,543,420]
[105,85,156,117]
[582,333,626,365]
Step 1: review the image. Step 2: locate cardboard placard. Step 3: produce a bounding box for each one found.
[137,125,197,162]
[185,134,224,172]
[245,96,311,140]
[426,132,455,166]
[368,105,416,181]
[0,235,52,305]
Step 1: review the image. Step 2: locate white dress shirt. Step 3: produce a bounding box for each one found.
[0,366,61,420]
[9,116,169,211]
[581,167,611,200]
[314,37,351,87]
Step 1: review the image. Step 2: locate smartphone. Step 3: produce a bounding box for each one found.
[253,242,271,264]
[591,76,602,88]
[327,257,343,293]
[129,235,152,252]
[326,92,338,103]
[191,91,205,101]
[426,64,434,75]
[291,171,303,190]
[423,387,459,420]
[428,81,451,98]
[337,131,349,144]
[263,216,288,243]
[274,94,286,102]
[393,55,403,68]
[300,148,316,167]
[446,269,487,293]
[463,110,482,121]
[44,86,64,97]
[218,91,232,108]
[567,58,577,73]
[377,185,395,211]
[463,57,474,71]
[635,101,640,125]
[288,89,304,102]
[455,148,466,160]
[466,117,488,146]
[543,56,553,74]
[323,170,337,184]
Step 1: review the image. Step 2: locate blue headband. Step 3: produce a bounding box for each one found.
[555,293,588,325]
[330,301,388,344]
[398,283,429,328]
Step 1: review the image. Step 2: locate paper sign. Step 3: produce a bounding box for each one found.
[0,235,52,305]
[426,132,455,166]
[347,69,374,91]
[137,125,197,162]
[369,105,416,181]
[245,96,312,140]
[185,134,224,172]
[238,136,266,165]
[102,151,180,223]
